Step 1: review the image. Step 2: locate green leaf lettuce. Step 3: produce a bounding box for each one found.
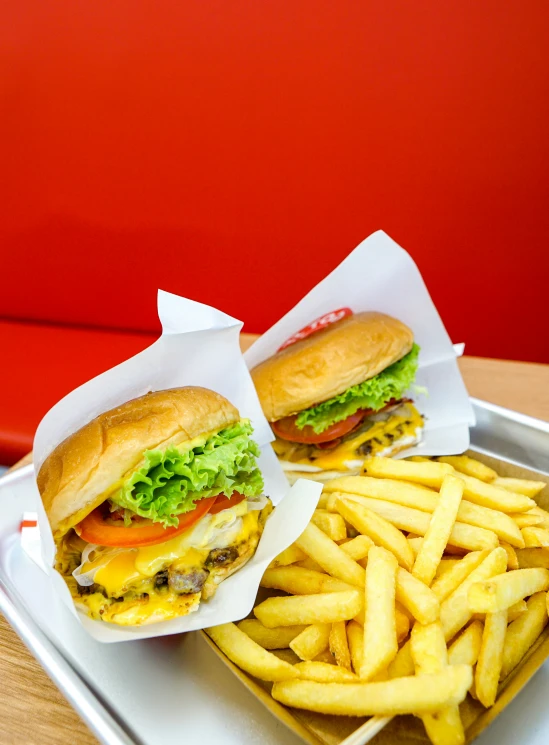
[110,420,264,527]
[295,343,420,434]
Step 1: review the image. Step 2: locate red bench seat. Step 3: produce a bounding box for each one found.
[0,320,155,465]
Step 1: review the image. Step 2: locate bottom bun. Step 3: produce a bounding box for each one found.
[76,589,203,626]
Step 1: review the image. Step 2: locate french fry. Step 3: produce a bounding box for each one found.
[329,621,352,670]
[511,513,544,528]
[311,509,347,541]
[346,620,364,675]
[388,640,414,679]
[471,600,525,624]
[407,536,423,557]
[410,621,465,745]
[396,609,411,642]
[412,474,464,586]
[317,492,330,509]
[362,456,453,488]
[410,622,448,676]
[475,609,508,707]
[359,665,392,685]
[439,547,507,642]
[328,481,523,546]
[452,502,523,547]
[473,600,527,624]
[437,455,497,482]
[328,493,499,552]
[260,566,355,595]
[325,476,435,505]
[339,534,374,561]
[522,527,549,547]
[435,559,462,578]
[457,474,536,513]
[516,547,549,569]
[528,506,549,529]
[294,661,358,683]
[205,623,299,681]
[406,456,431,462]
[295,522,365,587]
[500,541,519,570]
[255,591,363,628]
[501,592,549,679]
[336,498,414,570]
[290,623,331,660]
[507,599,528,622]
[271,666,473,716]
[396,567,440,625]
[493,477,547,499]
[353,604,410,644]
[431,551,491,606]
[313,649,337,664]
[268,544,307,568]
[296,557,326,573]
[468,568,549,613]
[371,669,390,682]
[447,621,483,666]
[237,619,306,649]
[361,546,398,680]
[444,544,469,556]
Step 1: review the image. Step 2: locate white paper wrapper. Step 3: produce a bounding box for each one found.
[31,290,321,643]
[245,230,475,458]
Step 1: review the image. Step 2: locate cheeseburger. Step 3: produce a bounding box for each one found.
[37,387,270,626]
[251,311,423,481]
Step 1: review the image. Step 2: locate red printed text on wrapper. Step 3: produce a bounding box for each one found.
[277,308,353,351]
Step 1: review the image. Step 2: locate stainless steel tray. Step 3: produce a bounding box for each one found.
[1,398,549,745]
[469,398,549,475]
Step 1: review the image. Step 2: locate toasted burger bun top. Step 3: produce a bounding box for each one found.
[251,311,413,422]
[37,387,239,538]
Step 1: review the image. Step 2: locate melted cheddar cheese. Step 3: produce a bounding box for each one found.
[81,509,260,597]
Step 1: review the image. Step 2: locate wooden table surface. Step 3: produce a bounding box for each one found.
[2,333,549,745]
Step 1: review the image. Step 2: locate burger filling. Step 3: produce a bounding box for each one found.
[55,420,270,625]
[273,401,424,474]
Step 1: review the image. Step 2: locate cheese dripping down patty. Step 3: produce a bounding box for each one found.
[71,496,268,597]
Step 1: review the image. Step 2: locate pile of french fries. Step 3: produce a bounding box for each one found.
[206,454,549,745]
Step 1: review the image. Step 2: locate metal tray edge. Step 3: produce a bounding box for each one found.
[0,569,140,745]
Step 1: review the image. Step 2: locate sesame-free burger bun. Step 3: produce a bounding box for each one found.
[37,387,240,538]
[251,312,413,422]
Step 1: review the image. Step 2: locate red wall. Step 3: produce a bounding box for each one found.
[1,1,548,362]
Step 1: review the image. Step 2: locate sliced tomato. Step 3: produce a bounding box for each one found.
[272,410,367,444]
[76,496,218,548]
[210,492,246,514]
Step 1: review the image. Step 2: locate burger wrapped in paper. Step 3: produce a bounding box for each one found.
[251,311,423,482]
[37,387,271,626]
